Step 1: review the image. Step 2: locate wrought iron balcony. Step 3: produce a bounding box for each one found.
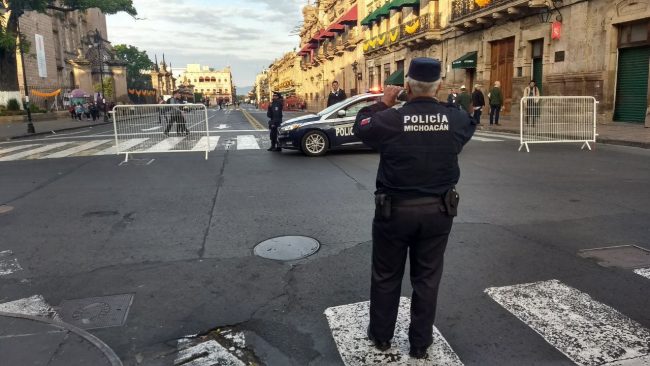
[451,0,530,24]
[363,13,441,54]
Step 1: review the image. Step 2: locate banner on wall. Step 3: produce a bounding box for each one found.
[35,34,47,78]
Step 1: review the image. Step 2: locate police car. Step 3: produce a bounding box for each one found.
[278,93,384,156]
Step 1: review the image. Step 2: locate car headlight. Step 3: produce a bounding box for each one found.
[281,124,301,132]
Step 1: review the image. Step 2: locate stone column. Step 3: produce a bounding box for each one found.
[110,64,128,102]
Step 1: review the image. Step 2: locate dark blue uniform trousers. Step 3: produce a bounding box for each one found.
[369,199,453,348]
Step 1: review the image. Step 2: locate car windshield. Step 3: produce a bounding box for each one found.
[317,95,369,117]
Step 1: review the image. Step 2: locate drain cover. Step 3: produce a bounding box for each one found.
[578,245,650,269]
[254,236,320,261]
[57,293,134,330]
[0,205,14,214]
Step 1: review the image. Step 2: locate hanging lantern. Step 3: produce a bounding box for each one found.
[475,0,491,7]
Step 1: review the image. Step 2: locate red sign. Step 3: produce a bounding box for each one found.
[552,21,562,40]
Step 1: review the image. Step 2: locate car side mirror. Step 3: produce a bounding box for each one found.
[337,110,347,118]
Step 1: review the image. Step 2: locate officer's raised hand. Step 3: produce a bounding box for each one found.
[382,85,404,108]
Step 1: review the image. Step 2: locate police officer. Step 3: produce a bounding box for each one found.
[267,92,283,151]
[353,58,476,359]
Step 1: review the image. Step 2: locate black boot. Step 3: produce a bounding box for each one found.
[409,346,428,359]
[367,327,390,351]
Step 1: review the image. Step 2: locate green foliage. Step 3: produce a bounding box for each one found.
[113,44,154,89]
[6,98,20,111]
[94,77,115,100]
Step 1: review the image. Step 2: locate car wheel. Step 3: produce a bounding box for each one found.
[301,131,328,157]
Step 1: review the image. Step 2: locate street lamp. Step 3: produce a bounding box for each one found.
[92,29,109,122]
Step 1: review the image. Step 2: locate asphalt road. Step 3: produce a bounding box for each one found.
[0,105,649,366]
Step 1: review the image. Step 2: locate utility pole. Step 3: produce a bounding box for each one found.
[17,22,36,134]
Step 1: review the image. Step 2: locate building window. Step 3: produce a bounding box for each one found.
[618,20,650,47]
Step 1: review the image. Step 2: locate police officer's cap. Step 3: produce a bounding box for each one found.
[406,58,441,83]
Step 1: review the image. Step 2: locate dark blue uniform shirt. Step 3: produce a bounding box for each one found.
[353,97,476,197]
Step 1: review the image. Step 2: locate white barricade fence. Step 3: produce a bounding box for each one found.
[519,96,598,152]
[112,104,210,161]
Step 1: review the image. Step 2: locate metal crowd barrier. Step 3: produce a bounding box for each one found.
[519,96,598,152]
[112,104,210,162]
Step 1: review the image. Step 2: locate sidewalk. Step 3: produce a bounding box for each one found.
[1,117,111,141]
[0,312,122,366]
[476,114,650,149]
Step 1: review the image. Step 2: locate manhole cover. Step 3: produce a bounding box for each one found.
[58,293,134,330]
[0,205,14,214]
[578,245,650,269]
[254,236,320,261]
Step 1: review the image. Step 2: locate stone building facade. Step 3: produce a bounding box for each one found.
[254,70,269,105]
[265,0,650,127]
[13,7,128,102]
[180,64,234,105]
[150,55,176,98]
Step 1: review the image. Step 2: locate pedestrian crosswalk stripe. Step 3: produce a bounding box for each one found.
[0,295,60,320]
[145,137,185,152]
[95,138,149,156]
[40,139,112,159]
[0,144,40,156]
[0,142,72,161]
[485,279,650,366]
[325,297,463,365]
[634,268,650,280]
[191,136,221,152]
[236,135,260,150]
[475,132,520,141]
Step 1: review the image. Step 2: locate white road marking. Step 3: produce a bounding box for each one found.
[325,298,463,366]
[475,132,520,141]
[0,144,40,155]
[215,124,230,129]
[236,135,260,150]
[634,268,650,280]
[471,136,503,142]
[191,136,221,152]
[45,129,91,138]
[485,280,650,366]
[0,142,72,161]
[174,340,245,366]
[142,126,162,132]
[95,138,149,155]
[146,137,186,152]
[0,295,60,320]
[41,139,112,159]
[0,250,23,276]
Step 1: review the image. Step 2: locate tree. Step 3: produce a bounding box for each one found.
[113,44,153,90]
[0,0,137,91]
[94,77,114,101]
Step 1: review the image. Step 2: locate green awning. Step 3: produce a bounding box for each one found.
[360,8,379,26]
[389,0,420,10]
[375,2,393,20]
[452,51,478,69]
[385,69,404,86]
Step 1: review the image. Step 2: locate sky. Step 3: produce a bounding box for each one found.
[106,0,305,88]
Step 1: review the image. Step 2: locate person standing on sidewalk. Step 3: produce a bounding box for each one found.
[353,58,476,360]
[472,84,485,125]
[488,81,503,126]
[523,81,541,126]
[267,92,283,151]
[447,88,458,105]
[457,86,471,113]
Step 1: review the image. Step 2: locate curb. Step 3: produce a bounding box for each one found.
[0,311,123,366]
[5,121,112,141]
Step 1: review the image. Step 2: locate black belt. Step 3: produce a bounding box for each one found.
[390,196,443,206]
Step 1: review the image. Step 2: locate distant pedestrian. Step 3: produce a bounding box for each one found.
[90,103,99,121]
[74,104,83,120]
[69,105,76,119]
[157,96,165,124]
[472,84,485,125]
[447,88,458,105]
[523,80,541,126]
[327,81,347,107]
[164,90,190,136]
[488,81,503,126]
[267,92,283,151]
[457,85,471,113]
